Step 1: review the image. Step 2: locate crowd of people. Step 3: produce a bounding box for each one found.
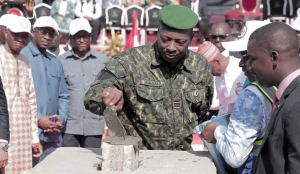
[0,1,299,174]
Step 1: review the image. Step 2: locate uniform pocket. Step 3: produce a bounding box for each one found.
[136,85,165,124]
[185,88,205,104]
[184,88,206,124]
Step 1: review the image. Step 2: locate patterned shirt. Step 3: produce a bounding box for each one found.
[84,42,213,150]
[214,85,272,167]
[0,46,39,173]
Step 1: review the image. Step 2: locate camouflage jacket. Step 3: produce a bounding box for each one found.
[84,42,213,150]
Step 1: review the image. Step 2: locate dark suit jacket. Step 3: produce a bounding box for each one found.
[180,0,208,21]
[0,76,9,142]
[254,75,300,174]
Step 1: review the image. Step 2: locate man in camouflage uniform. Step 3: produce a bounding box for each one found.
[84,5,213,151]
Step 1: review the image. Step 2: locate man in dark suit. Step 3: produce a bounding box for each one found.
[180,0,208,45]
[0,76,9,171]
[248,22,300,174]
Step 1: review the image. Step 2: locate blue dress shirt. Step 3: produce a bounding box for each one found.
[21,42,70,142]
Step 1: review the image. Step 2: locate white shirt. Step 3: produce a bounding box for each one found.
[216,50,246,116]
[191,0,201,21]
[75,0,102,20]
[47,45,67,57]
[210,76,220,110]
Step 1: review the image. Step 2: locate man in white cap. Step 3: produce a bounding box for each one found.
[0,15,43,174]
[201,20,275,174]
[0,14,17,45]
[59,18,109,148]
[21,16,69,165]
[47,32,66,56]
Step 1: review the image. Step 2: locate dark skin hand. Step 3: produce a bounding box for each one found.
[200,122,220,144]
[102,87,124,112]
[38,115,63,134]
[0,0,7,6]
[32,143,43,158]
[84,16,93,21]
[23,0,34,17]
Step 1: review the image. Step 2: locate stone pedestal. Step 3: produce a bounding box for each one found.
[101,136,141,172]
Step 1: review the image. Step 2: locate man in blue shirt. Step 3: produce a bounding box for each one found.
[21,16,69,165]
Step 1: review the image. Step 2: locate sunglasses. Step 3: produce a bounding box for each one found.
[72,34,91,41]
[239,51,249,61]
[210,34,230,40]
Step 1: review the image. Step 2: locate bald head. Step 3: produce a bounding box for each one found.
[210,22,231,52]
[212,22,231,33]
[247,22,300,87]
[249,22,299,58]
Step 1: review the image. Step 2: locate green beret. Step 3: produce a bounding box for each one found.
[159,5,198,30]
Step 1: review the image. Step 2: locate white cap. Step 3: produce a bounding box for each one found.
[69,18,91,35]
[0,14,18,27]
[33,16,59,34]
[221,20,271,52]
[289,18,300,31]
[7,16,32,35]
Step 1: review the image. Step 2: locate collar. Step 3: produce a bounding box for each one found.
[151,41,191,71]
[28,41,41,56]
[277,69,300,99]
[65,49,96,59]
[28,41,56,60]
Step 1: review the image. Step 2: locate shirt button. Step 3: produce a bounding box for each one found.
[48,83,50,86]
[83,74,85,76]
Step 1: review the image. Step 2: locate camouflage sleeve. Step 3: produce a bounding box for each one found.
[198,60,214,122]
[84,58,127,115]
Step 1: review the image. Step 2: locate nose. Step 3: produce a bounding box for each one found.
[239,59,244,67]
[167,41,176,52]
[80,37,84,42]
[216,36,220,42]
[44,33,52,40]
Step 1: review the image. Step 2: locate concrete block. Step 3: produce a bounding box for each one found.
[101,136,141,172]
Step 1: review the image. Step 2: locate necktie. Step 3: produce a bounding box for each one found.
[272,95,279,113]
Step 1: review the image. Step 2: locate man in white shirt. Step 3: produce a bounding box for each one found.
[198,41,246,116]
[75,0,103,44]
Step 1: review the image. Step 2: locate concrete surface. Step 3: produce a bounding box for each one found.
[30,147,216,174]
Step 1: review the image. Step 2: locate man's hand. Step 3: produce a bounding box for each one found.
[38,115,61,134]
[0,143,8,168]
[84,16,93,21]
[102,87,124,112]
[200,122,220,144]
[32,143,43,158]
[0,0,8,6]
[56,118,64,129]
[23,0,34,17]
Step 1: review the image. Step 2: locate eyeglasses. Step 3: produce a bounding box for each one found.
[35,29,57,38]
[9,30,29,40]
[210,34,230,40]
[72,34,91,41]
[239,51,249,61]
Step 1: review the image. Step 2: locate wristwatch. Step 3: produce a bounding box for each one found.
[0,143,9,152]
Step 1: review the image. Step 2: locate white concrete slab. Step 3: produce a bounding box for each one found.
[29,147,216,174]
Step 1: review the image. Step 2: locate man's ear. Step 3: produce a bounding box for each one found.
[4,28,8,39]
[271,51,279,70]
